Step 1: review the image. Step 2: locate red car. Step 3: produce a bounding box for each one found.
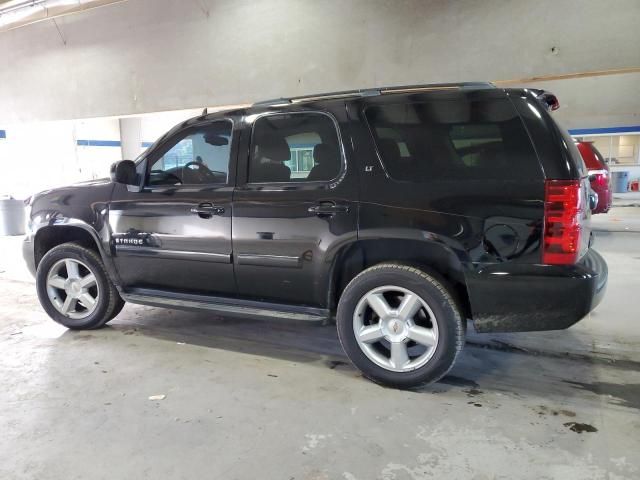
[576,141,612,214]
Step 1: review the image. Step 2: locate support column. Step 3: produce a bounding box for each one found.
[119,117,143,160]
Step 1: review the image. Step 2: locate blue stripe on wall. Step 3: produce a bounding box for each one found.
[141,142,153,148]
[0,130,6,139]
[569,125,640,136]
[77,139,121,147]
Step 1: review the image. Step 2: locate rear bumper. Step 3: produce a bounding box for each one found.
[467,248,608,333]
[592,185,612,214]
[22,236,36,278]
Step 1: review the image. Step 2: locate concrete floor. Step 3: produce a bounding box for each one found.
[1,208,639,479]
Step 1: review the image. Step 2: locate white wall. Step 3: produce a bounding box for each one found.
[0,121,77,199]
[0,118,122,199]
[0,109,209,199]
[585,135,640,165]
[575,135,640,187]
[1,0,639,125]
[75,118,123,180]
[0,132,9,194]
[140,109,200,146]
[611,166,640,184]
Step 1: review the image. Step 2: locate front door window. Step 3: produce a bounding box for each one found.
[148,122,232,186]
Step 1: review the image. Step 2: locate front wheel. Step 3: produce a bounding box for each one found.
[336,264,465,389]
[36,242,124,330]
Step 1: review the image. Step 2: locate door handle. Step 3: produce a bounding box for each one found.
[308,202,350,215]
[190,202,225,218]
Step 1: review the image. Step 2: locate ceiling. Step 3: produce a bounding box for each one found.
[0,0,124,32]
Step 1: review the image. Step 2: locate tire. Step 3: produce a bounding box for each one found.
[36,242,123,330]
[336,263,465,389]
[107,295,126,321]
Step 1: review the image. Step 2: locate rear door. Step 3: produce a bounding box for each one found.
[232,107,358,307]
[108,119,237,295]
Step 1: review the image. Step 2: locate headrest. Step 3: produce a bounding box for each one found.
[256,135,290,161]
[475,144,507,168]
[313,143,335,165]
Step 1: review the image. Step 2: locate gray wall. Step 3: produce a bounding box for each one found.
[1,0,639,126]
[514,72,640,130]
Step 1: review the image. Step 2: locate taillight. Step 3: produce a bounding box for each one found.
[589,170,609,188]
[543,179,583,265]
[594,173,607,187]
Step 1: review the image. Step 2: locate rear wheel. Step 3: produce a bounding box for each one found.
[336,264,465,388]
[36,242,123,329]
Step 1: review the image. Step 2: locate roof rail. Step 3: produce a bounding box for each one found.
[252,98,292,106]
[252,82,494,107]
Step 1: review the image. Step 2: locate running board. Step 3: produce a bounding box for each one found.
[121,288,330,323]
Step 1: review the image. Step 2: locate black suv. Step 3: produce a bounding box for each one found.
[23,83,607,388]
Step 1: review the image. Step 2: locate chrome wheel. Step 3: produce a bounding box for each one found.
[353,285,439,373]
[46,258,100,320]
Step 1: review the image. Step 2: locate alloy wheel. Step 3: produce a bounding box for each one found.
[46,258,100,320]
[353,285,439,372]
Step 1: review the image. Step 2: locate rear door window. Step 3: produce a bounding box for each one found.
[365,98,542,182]
[248,113,342,183]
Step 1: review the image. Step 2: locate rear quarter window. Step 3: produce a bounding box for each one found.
[365,98,542,182]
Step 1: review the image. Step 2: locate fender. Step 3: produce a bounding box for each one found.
[324,230,473,312]
[25,180,122,287]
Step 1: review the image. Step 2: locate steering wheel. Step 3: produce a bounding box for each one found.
[184,161,210,171]
[183,161,216,182]
[150,169,182,185]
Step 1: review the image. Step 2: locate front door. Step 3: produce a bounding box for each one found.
[108,119,237,295]
[232,108,358,307]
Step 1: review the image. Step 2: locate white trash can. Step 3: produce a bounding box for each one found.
[0,197,26,236]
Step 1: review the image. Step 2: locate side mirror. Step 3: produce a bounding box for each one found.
[110,160,137,185]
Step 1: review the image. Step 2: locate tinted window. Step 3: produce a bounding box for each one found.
[591,145,606,166]
[249,113,341,183]
[148,121,231,186]
[365,99,541,182]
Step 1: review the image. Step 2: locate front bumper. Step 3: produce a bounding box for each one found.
[22,236,36,278]
[467,248,608,333]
